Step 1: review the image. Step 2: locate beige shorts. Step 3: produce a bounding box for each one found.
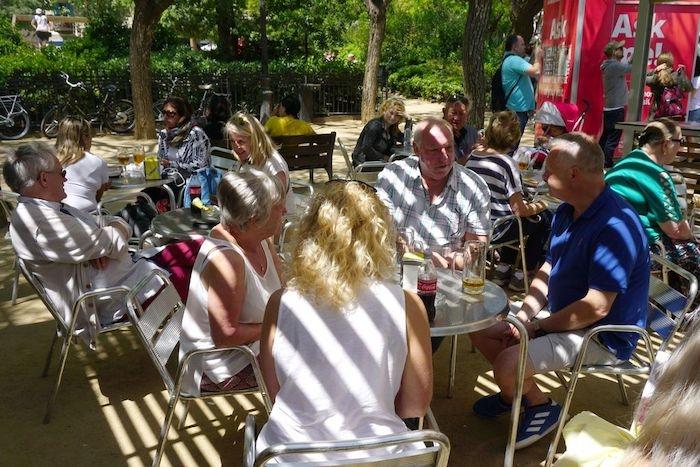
[527,328,624,373]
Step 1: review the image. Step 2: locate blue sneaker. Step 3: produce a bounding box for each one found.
[514,399,563,450]
[473,393,517,418]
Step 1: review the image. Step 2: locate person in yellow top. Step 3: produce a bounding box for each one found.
[264,95,316,137]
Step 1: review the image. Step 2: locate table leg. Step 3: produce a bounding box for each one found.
[448,334,458,398]
[503,315,528,467]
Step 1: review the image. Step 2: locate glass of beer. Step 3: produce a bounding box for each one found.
[116,149,131,180]
[460,240,487,295]
[133,144,145,165]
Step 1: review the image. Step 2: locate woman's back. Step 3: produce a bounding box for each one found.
[256,281,409,459]
[63,151,109,212]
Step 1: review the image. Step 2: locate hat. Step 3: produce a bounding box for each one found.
[35,8,43,14]
[604,40,625,57]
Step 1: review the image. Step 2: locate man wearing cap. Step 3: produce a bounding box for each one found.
[31,8,51,47]
[599,40,632,168]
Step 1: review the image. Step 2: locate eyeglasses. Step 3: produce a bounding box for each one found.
[40,169,66,179]
[669,137,687,145]
[326,179,377,193]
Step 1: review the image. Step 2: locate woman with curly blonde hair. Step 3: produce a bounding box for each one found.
[55,116,110,212]
[225,111,293,211]
[256,180,433,461]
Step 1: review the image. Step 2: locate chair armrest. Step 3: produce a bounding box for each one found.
[356,161,387,173]
[291,180,314,196]
[244,413,257,467]
[572,324,654,374]
[69,285,131,336]
[97,192,157,227]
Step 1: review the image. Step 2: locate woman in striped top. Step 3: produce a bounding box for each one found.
[466,111,552,291]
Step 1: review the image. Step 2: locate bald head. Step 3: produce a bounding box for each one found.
[413,117,453,147]
[413,117,455,182]
[549,132,604,175]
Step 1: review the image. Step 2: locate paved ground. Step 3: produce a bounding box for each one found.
[0,101,647,466]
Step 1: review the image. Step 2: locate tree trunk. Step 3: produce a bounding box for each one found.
[462,0,493,128]
[130,0,174,140]
[510,0,543,43]
[361,0,390,122]
[216,0,234,60]
[259,0,270,91]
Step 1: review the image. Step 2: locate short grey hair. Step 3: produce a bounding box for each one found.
[2,142,58,194]
[550,132,604,174]
[218,168,283,229]
[413,117,453,147]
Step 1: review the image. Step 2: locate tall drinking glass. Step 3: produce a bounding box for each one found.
[461,240,487,295]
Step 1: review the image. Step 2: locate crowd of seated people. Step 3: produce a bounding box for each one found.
[5,89,700,465]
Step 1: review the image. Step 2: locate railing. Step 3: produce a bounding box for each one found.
[1,71,386,130]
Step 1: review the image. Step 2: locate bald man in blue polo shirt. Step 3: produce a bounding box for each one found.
[470,133,650,449]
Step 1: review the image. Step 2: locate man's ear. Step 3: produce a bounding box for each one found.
[442,108,448,118]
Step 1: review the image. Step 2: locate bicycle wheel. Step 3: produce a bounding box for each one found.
[41,106,67,138]
[0,110,30,140]
[105,99,135,133]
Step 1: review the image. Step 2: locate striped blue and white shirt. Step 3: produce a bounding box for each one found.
[376,156,491,250]
[466,151,523,219]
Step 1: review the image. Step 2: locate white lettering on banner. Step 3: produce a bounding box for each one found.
[619,43,663,65]
[549,17,567,40]
[611,14,666,39]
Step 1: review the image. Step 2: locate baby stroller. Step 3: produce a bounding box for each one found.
[529,100,589,168]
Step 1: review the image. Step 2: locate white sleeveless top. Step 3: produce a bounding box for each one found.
[179,237,281,396]
[256,281,410,461]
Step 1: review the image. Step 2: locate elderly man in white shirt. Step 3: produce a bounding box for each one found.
[3,142,162,345]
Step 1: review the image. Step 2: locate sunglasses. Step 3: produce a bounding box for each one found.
[40,169,66,179]
[669,137,687,145]
[325,178,377,193]
[163,110,179,117]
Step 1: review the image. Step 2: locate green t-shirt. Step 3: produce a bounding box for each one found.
[604,149,682,243]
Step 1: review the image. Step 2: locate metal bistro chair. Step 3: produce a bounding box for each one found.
[0,190,20,304]
[17,257,131,424]
[244,414,450,467]
[338,138,387,186]
[488,214,530,293]
[124,270,272,467]
[210,145,240,172]
[544,254,698,466]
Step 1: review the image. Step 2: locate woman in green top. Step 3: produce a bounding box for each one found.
[605,118,699,318]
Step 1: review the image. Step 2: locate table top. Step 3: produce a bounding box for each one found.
[430,269,510,337]
[151,208,219,240]
[108,176,175,191]
[616,121,700,136]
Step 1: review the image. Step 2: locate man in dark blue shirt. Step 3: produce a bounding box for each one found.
[470,133,650,449]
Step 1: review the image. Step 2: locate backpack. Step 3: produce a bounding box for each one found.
[656,84,684,118]
[491,54,523,111]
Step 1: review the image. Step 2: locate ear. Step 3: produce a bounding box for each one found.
[442,107,448,118]
[36,171,49,187]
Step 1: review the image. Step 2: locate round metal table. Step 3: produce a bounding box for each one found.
[151,208,219,240]
[105,176,176,209]
[430,269,528,467]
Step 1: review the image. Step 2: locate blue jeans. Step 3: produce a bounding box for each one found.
[688,108,700,123]
[598,108,625,167]
[515,111,530,135]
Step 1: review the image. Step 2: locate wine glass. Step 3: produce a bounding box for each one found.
[116,149,131,181]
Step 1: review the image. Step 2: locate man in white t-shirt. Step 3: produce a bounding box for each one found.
[31,8,51,47]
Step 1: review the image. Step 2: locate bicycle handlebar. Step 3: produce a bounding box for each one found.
[60,71,85,90]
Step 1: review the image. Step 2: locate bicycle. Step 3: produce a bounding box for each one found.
[40,72,135,138]
[0,95,30,140]
[192,84,231,126]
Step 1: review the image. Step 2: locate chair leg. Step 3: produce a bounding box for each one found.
[41,329,60,377]
[519,244,529,293]
[11,257,19,305]
[152,394,180,467]
[177,400,191,429]
[616,374,629,406]
[447,335,458,398]
[43,333,73,424]
[545,371,581,467]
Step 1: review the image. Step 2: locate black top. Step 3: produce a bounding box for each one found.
[352,117,403,166]
[454,124,479,163]
[203,121,227,148]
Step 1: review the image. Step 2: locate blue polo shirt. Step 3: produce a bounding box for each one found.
[546,186,650,360]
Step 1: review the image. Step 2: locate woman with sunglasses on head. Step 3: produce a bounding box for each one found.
[606,118,699,320]
[442,94,480,165]
[225,112,294,212]
[255,180,432,461]
[157,96,211,180]
[55,117,110,213]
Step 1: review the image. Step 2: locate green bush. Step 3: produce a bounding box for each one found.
[388,61,463,101]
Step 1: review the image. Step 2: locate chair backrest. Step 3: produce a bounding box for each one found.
[272,132,336,174]
[337,138,356,180]
[647,254,698,352]
[254,429,450,467]
[0,190,19,233]
[210,146,240,172]
[125,269,184,394]
[17,257,70,332]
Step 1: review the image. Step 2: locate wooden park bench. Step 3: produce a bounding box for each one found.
[272,132,336,182]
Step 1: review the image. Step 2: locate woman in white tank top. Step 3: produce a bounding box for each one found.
[179,169,285,396]
[256,180,433,462]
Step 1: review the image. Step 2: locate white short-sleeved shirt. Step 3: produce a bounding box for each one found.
[262,150,295,213]
[33,14,50,31]
[63,151,110,213]
[376,156,491,250]
[466,150,523,218]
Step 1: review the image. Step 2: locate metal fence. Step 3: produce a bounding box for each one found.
[2,71,387,131]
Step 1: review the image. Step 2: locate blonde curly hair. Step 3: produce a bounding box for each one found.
[288,180,396,309]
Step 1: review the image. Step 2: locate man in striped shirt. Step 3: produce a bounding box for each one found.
[375,117,491,264]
